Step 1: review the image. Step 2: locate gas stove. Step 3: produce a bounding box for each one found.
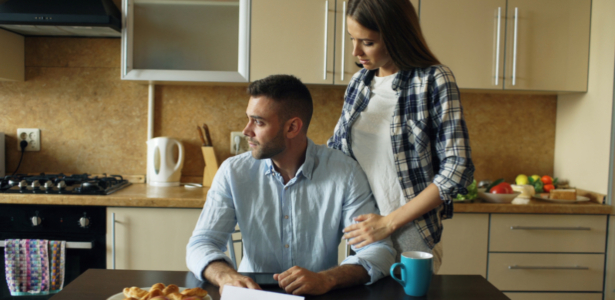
[0,173,131,195]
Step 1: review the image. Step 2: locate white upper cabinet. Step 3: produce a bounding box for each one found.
[0,28,24,82]
[121,0,250,83]
[251,0,338,85]
[421,0,591,92]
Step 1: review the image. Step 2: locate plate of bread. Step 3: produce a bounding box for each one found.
[107,283,210,300]
[532,189,590,203]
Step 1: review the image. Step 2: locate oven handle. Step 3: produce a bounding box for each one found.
[0,241,92,249]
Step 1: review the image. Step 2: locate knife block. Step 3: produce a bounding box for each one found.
[202,146,219,187]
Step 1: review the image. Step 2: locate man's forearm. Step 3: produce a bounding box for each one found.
[203,260,238,286]
[320,264,370,291]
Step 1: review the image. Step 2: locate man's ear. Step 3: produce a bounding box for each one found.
[285,117,304,139]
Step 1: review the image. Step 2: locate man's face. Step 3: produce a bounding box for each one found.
[242,96,286,160]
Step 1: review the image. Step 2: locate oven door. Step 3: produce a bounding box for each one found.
[0,234,105,300]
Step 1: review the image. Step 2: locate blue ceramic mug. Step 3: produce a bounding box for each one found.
[390,251,433,297]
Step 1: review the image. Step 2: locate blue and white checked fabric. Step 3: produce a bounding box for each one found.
[328,65,475,248]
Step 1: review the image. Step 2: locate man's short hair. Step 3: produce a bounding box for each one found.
[247,75,313,132]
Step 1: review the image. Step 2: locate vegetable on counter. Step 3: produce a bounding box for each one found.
[454,180,477,201]
[491,182,514,194]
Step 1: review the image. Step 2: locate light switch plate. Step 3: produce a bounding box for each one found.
[16,128,41,151]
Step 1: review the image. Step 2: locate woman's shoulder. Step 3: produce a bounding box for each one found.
[398,64,457,87]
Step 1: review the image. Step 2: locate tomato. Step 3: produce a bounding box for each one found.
[541,175,553,185]
[543,184,555,193]
[491,182,514,194]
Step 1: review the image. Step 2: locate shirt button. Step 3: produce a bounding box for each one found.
[285,244,289,248]
[284,215,289,219]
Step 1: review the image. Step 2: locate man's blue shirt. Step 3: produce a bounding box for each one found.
[186,139,396,284]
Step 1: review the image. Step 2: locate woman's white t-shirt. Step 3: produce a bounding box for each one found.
[350,73,441,269]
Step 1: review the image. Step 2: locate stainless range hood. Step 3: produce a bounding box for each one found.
[0,0,121,37]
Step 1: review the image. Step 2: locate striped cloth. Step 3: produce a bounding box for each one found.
[4,239,66,296]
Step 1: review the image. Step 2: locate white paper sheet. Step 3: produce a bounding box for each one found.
[221,285,304,300]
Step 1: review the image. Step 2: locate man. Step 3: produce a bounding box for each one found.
[186,75,395,296]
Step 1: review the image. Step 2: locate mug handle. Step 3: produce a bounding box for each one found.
[390,263,406,286]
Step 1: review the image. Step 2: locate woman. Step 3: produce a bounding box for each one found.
[327,0,474,272]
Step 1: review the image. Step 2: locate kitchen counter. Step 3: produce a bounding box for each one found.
[0,184,611,214]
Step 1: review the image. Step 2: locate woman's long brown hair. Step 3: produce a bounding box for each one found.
[347,0,440,70]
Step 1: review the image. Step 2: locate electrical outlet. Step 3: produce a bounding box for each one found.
[16,128,41,151]
[230,131,250,155]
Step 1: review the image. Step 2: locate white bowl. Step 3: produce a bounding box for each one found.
[478,188,521,203]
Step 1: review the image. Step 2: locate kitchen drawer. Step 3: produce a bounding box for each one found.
[505,292,602,300]
[488,253,605,291]
[490,214,607,252]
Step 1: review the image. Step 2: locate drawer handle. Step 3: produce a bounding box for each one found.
[509,265,588,270]
[510,226,591,231]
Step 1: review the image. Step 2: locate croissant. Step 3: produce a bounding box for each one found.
[121,283,208,300]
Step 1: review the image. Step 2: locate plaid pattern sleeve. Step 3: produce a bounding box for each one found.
[327,66,474,249]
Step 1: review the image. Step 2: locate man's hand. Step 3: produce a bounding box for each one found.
[274,266,334,295]
[204,261,262,295]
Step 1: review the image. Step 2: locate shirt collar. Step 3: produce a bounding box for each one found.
[361,68,407,91]
[263,138,315,181]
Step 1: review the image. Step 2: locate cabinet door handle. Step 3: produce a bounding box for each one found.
[495,7,501,86]
[340,1,346,81]
[122,0,129,77]
[323,0,329,80]
[112,212,116,270]
[509,265,589,270]
[512,7,519,86]
[510,226,591,230]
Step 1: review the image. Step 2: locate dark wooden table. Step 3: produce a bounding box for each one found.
[49,269,509,300]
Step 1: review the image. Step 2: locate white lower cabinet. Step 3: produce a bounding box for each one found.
[438,213,489,276]
[488,214,607,298]
[504,292,603,300]
[106,207,202,271]
[438,213,607,298]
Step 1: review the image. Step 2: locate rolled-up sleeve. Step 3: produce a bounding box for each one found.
[339,163,396,284]
[429,66,475,202]
[186,161,236,281]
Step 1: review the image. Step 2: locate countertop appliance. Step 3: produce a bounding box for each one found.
[147,137,185,187]
[0,0,121,37]
[0,173,131,195]
[0,203,106,300]
[0,132,4,177]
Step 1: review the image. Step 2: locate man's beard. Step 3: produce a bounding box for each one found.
[250,127,286,159]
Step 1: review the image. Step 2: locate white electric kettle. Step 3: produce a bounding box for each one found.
[146,137,185,186]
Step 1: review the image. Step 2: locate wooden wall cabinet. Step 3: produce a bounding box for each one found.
[0,28,24,82]
[421,0,591,92]
[121,0,250,83]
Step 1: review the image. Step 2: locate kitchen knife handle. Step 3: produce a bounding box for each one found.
[197,126,206,146]
[203,124,212,147]
[112,212,116,270]
[509,265,588,270]
[495,7,501,86]
[512,7,519,86]
[341,1,346,81]
[510,226,591,231]
[323,0,329,80]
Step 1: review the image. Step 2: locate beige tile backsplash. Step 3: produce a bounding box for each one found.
[0,38,556,184]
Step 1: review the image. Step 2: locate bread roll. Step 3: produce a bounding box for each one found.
[550,189,576,201]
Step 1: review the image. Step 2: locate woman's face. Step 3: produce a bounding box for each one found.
[347,17,398,76]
